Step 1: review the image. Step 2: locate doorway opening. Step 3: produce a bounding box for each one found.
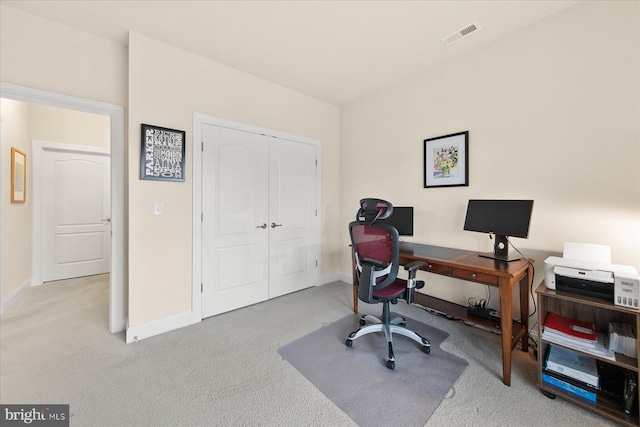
[0,83,125,333]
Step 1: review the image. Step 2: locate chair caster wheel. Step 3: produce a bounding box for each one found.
[422,345,431,354]
[359,318,366,326]
[386,360,395,370]
[346,339,353,347]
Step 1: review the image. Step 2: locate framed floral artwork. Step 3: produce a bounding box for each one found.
[11,147,26,203]
[423,131,469,188]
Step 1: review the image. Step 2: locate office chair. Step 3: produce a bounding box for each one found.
[346,198,431,370]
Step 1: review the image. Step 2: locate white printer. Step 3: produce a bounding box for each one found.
[544,242,639,309]
[544,256,639,308]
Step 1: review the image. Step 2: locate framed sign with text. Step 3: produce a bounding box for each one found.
[140,123,186,182]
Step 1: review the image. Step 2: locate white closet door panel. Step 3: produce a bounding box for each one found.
[268,139,318,298]
[201,124,269,318]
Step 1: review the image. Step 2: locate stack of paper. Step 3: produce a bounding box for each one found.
[609,322,637,358]
[541,312,615,360]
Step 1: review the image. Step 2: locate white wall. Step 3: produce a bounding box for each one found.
[340,1,639,315]
[127,32,341,328]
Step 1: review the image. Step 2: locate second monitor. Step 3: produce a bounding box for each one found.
[382,206,414,236]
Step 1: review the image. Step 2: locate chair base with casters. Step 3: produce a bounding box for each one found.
[345,294,431,370]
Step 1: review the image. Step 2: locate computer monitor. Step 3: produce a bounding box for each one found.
[382,206,414,236]
[463,200,534,261]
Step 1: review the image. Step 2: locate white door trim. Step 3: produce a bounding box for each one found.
[0,82,126,334]
[192,113,322,323]
[33,141,110,283]
[0,120,4,314]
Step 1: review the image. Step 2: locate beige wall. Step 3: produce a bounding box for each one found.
[0,98,111,305]
[1,99,31,300]
[0,6,128,107]
[340,1,640,314]
[30,104,110,148]
[127,32,341,326]
[2,1,637,337]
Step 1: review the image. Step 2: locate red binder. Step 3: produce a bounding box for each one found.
[543,312,597,342]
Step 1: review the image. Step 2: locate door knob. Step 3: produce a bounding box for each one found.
[271,223,283,228]
[256,223,267,229]
[102,218,111,222]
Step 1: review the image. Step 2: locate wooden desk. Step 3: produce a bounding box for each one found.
[351,242,533,386]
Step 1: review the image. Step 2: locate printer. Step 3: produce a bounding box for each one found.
[545,256,640,308]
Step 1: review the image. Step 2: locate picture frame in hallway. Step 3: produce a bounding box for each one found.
[424,131,469,188]
[11,147,26,203]
[140,123,186,182]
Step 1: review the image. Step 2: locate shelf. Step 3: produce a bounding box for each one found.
[412,293,526,343]
[538,381,638,427]
[537,285,640,316]
[536,282,640,426]
[539,337,639,372]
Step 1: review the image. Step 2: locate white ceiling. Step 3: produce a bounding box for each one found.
[2,0,580,105]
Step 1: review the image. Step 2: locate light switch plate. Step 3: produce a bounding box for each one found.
[153,202,164,216]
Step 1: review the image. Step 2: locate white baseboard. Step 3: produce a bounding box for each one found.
[1,278,31,315]
[126,311,193,344]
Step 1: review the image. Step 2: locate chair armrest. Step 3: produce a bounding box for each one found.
[403,261,429,279]
[403,261,428,304]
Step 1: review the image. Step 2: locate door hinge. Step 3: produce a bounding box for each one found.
[316,260,318,267]
[315,159,318,166]
[201,141,204,151]
[201,283,203,293]
[201,212,203,222]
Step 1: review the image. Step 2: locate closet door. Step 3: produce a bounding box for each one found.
[268,139,318,298]
[201,125,269,318]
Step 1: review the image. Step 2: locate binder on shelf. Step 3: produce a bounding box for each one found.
[543,368,600,391]
[542,372,597,402]
[545,344,599,388]
[543,312,597,343]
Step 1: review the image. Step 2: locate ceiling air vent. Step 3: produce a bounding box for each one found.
[441,22,481,46]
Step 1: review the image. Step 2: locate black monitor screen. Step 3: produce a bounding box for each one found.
[463,200,533,239]
[382,207,414,236]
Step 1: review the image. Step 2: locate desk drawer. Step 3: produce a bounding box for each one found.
[451,268,499,286]
[420,262,450,275]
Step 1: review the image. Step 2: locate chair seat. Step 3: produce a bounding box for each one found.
[372,279,409,299]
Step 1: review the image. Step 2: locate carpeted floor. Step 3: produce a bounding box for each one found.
[0,275,620,426]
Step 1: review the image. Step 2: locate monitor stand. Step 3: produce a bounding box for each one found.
[478,234,521,262]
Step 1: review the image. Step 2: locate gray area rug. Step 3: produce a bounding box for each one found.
[278,313,469,427]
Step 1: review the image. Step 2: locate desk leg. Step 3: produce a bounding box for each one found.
[351,249,358,313]
[519,266,532,352]
[353,285,358,313]
[499,278,513,386]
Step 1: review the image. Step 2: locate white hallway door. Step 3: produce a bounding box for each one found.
[43,149,111,282]
[201,124,318,318]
